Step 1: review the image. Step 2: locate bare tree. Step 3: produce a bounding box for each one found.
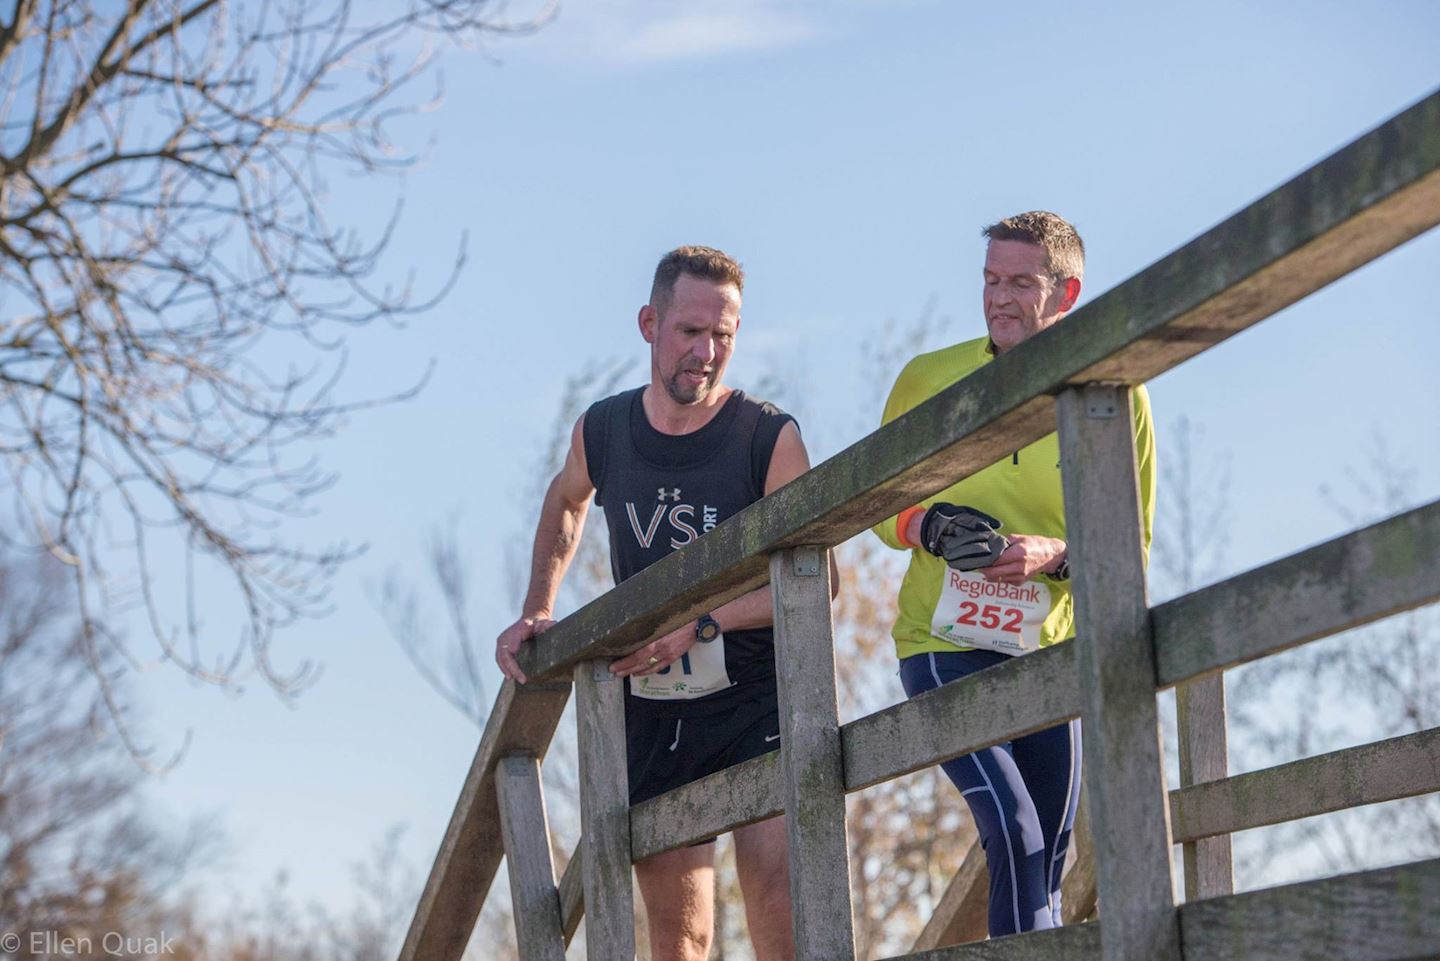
[1147,419,1438,887]
[206,827,422,961]
[379,356,631,727]
[1150,415,1232,604]
[0,554,212,958]
[1147,414,1234,805]
[377,519,490,728]
[0,547,451,960]
[0,0,549,750]
[1228,431,1439,884]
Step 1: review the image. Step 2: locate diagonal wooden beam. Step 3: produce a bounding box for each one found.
[397,680,571,961]
[911,841,989,951]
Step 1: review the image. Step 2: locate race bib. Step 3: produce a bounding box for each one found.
[629,635,735,700]
[930,569,1051,656]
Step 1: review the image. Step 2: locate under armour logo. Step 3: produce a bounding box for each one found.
[658,487,681,502]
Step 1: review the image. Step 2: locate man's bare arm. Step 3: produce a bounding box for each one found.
[496,415,595,683]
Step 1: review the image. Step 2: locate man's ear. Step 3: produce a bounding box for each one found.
[1058,277,1082,313]
[638,304,657,344]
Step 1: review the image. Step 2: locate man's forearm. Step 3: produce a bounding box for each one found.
[710,583,774,633]
[712,549,838,631]
[521,477,590,619]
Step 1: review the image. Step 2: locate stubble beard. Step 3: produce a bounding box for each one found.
[663,367,716,406]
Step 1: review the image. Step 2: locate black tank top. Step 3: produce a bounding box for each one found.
[584,386,796,718]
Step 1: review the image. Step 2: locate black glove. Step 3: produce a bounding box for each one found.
[920,503,1008,571]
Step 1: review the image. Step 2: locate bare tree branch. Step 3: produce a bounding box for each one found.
[0,0,552,750]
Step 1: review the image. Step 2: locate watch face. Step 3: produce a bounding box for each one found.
[697,616,720,642]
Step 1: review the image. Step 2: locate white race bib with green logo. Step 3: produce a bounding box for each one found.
[629,635,735,700]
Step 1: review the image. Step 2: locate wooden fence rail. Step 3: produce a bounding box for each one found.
[399,87,1440,961]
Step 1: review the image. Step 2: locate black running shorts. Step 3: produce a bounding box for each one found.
[626,695,781,812]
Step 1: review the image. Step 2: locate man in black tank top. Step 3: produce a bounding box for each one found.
[496,246,825,961]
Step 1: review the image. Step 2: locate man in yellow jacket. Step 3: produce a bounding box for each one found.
[874,211,1156,937]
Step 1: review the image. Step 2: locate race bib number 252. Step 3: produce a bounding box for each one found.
[930,569,1051,656]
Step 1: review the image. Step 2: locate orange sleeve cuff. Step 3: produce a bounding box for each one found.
[896,505,927,549]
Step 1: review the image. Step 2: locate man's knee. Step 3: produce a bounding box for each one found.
[742,845,790,899]
[734,818,790,882]
[636,846,715,961]
[645,915,712,961]
[734,819,795,952]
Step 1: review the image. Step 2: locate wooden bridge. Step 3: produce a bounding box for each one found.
[399,88,1440,961]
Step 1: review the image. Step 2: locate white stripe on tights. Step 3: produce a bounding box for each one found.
[1047,718,1078,914]
[931,653,1022,932]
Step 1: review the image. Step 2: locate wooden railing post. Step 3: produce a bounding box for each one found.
[574,660,635,961]
[771,546,855,961]
[1057,384,1181,961]
[496,755,566,961]
[1176,673,1235,899]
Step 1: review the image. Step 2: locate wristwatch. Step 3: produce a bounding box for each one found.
[695,614,721,644]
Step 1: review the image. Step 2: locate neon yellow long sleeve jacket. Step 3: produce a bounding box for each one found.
[872,336,1157,661]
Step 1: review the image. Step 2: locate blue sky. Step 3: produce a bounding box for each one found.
[128,0,1440,922]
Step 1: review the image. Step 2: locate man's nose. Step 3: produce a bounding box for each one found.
[693,336,717,364]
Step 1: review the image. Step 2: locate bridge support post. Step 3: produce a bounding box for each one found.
[1057,384,1181,961]
[771,546,855,961]
[1177,673,1235,899]
[497,755,566,961]
[574,659,635,961]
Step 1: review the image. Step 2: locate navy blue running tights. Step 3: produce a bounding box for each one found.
[900,649,1082,937]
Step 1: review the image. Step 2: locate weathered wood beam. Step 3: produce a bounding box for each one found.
[496,756,566,961]
[888,859,1440,960]
[1155,499,1440,687]
[1058,385,1179,961]
[516,89,1440,687]
[1176,673,1235,899]
[1060,787,1097,925]
[844,642,1080,792]
[910,840,988,952]
[629,749,782,861]
[574,661,635,961]
[885,923,1100,961]
[772,547,855,960]
[1179,858,1440,961]
[397,680,571,961]
[556,844,583,945]
[1171,726,1440,844]
[629,645,1080,858]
